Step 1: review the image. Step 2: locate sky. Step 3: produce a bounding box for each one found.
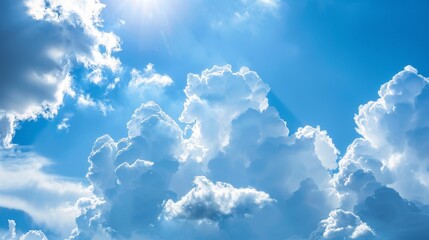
[1,0,429,239]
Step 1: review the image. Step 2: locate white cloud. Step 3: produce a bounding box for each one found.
[335,66,429,204]
[0,114,15,149]
[71,65,341,239]
[98,102,114,116]
[180,65,270,163]
[57,117,71,131]
[310,209,375,240]
[86,134,118,194]
[25,0,121,72]
[0,0,121,147]
[106,77,120,91]
[19,230,47,240]
[295,126,339,170]
[0,149,92,238]
[86,69,104,85]
[129,63,173,88]
[326,66,429,239]
[77,95,97,108]
[1,219,48,240]
[76,94,114,116]
[71,102,184,239]
[203,107,339,201]
[163,176,273,221]
[2,220,16,240]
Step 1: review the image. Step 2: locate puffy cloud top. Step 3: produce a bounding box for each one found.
[129,64,173,88]
[310,209,375,240]
[181,65,270,162]
[163,176,273,221]
[340,66,429,204]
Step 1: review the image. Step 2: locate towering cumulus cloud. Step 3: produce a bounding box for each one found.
[331,66,429,239]
[71,65,340,239]
[163,176,273,221]
[0,0,120,148]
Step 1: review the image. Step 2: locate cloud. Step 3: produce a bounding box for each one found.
[76,94,114,116]
[1,220,47,240]
[107,77,120,91]
[77,95,97,108]
[180,65,270,162]
[310,209,375,240]
[25,0,121,71]
[129,63,173,88]
[327,66,429,239]
[2,220,17,240]
[71,101,183,239]
[334,66,429,206]
[206,107,339,201]
[163,176,273,221]
[0,114,15,149]
[0,149,92,238]
[0,0,120,147]
[86,69,104,85]
[57,117,71,131]
[295,126,339,170]
[72,65,340,239]
[67,65,429,239]
[18,63,426,239]
[355,187,429,240]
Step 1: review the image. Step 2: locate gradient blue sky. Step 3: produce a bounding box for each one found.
[1,0,429,239]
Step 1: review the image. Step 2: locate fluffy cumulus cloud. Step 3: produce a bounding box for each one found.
[0,149,92,239]
[163,176,273,221]
[70,101,183,239]
[0,0,120,147]
[333,66,429,205]
[69,65,341,239]
[329,66,429,239]
[4,61,428,239]
[349,66,429,204]
[180,65,271,162]
[310,209,375,240]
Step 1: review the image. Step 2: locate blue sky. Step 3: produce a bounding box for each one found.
[1,0,429,239]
